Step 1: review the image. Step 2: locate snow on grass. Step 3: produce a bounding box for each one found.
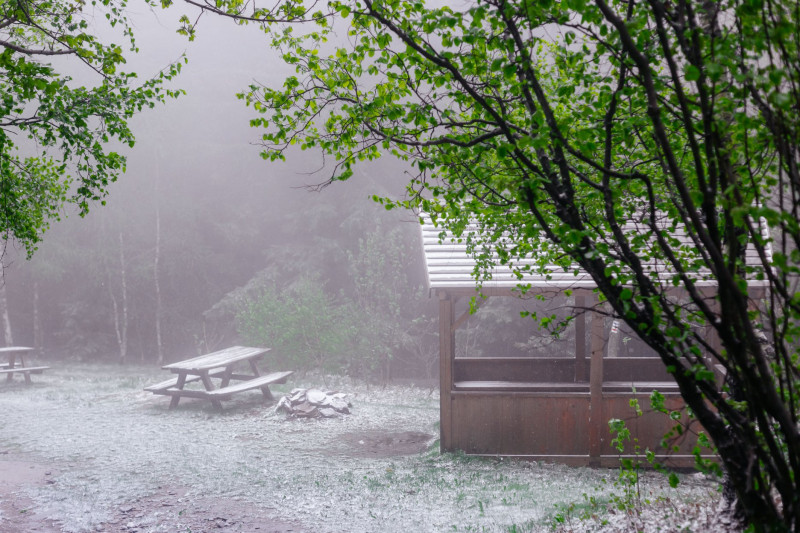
[0,364,720,532]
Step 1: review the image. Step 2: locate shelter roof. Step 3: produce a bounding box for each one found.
[420,213,772,294]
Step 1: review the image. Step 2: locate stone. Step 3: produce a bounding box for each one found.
[275,388,352,418]
[329,397,350,413]
[306,389,327,405]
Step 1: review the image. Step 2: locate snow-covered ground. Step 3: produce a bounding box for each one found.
[0,364,724,532]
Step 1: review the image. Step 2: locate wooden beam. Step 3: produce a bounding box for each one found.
[589,304,605,466]
[169,373,187,409]
[574,294,586,382]
[452,296,486,333]
[439,291,455,451]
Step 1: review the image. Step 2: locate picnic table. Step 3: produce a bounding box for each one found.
[0,346,49,384]
[144,345,293,409]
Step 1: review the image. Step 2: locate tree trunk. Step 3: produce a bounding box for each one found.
[154,162,164,366]
[33,280,42,356]
[110,231,129,365]
[0,280,13,346]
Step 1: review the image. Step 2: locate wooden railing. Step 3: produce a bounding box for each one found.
[443,355,703,466]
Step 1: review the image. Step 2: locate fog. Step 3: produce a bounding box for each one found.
[0,3,614,377]
[0,5,438,373]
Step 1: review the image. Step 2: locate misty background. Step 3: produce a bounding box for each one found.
[0,5,645,382]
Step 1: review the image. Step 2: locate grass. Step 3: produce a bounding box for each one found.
[0,363,721,532]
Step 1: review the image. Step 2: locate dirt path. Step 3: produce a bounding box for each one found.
[93,486,304,532]
[0,429,433,532]
[0,453,304,532]
[0,454,61,532]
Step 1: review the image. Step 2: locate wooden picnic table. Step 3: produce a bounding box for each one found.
[0,346,49,384]
[144,345,293,409]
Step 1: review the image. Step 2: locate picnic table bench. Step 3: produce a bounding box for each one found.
[145,345,293,409]
[0,346,49,384]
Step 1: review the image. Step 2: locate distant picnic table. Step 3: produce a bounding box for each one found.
[0,346,49,384]
[144,345,293,409]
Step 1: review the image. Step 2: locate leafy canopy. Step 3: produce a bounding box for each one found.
[1,0,184,256]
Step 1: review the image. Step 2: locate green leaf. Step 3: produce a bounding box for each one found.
[668,472,680,488]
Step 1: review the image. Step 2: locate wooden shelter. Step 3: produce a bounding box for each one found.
[420,215,770,467]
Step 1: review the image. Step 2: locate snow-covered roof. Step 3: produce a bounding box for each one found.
[420,213,772,294]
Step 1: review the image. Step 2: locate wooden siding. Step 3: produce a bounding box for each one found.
[419,213,763,465]
[450,393,592,456]
[448,390,694,460]
[438,301,709,466]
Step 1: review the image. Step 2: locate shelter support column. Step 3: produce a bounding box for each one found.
[589,301,605,466]
[574,293,587,382]
[439,291,455,452]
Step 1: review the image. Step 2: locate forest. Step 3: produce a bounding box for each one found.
[0,7,548,378]
[2,0,799,530]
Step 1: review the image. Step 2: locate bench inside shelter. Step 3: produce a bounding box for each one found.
[453,356,680,393]
[419,215,748,467]
[440,299,699,467]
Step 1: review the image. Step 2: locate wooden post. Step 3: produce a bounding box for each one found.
[169,373,186,409]
[575,293,586,382]
[589,303,605,466]
[200,371,224,410]
[439,291,455,452]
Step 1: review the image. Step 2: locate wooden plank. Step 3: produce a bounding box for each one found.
[451,390,591,398]
[603,394,700,456]
[454,381,589,392]
[144,368,226,392]
[169,373,187,409]
[575,295,587,382]
[0,366,48,385]
[440,292,455,452]
[0,366,49,374]
[452,298,485,332]
[448,386,697,462]
[589,307,605,466]
[205,371,293,398]
[599,454,714,469]
[0,346,34,354]
[225,372,263,381]
[450,393,592,456]
[466,454,593,467]
[602,381,680,393]
[603,357,675,382]
[453,357,578,383]
[159,388,217,399]
[451,381,678,393]
[199,371,222,409]
[163,346,270,372]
